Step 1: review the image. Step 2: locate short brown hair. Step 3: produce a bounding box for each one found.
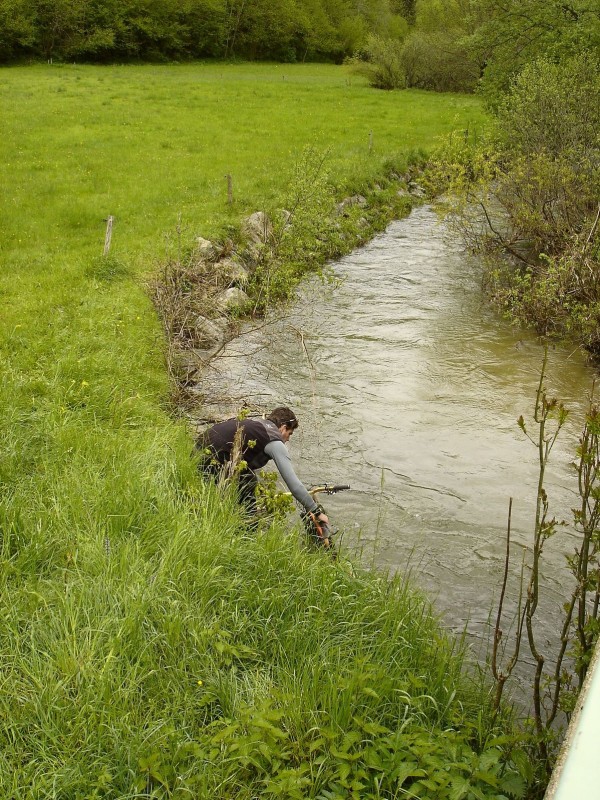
[267,406,299,430]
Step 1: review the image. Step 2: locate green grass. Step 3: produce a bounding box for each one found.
[1,62,485,266]
[0,63,515,798]
[1,503,517,797]
[0,61,486,586]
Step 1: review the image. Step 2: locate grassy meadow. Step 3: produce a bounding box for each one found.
[0,64,521,798]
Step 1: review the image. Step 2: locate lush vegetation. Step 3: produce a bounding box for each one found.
[412,5,600,763]
[0,64,515,797]
[427,53,600,358]
[348,0,600,93]
[400,0,599,360]
[5,0,598,99]
[0,497,530,798]
[0,0,415,62]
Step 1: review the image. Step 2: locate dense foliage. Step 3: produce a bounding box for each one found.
[0,0,413,62]
[465,0,600,103]
[428,53,600,356]
[347,0,600,94]
[0,492,530,798]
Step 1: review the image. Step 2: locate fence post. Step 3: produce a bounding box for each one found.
[103,215,114,256]
[226,174,233,205]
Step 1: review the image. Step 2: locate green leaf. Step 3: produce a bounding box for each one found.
[390,762,426,785]
[361,686,380,698]
[330,747,361,762]
[362,720,391,736]
[477,748,501,772]
[472,770,500,788]
[500,772,527,799]
[448,776,471,800]
[337,762,351,783]
[211,723,240,743]
[510,749,534,783]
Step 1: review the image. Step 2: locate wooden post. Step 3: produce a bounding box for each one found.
[103,215,114,256]
[226,174,233,205]
[368,130,373,152]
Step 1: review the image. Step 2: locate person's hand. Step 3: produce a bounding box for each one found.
[316,512,333,548]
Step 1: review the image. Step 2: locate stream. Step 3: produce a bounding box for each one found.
[201,205,595,666]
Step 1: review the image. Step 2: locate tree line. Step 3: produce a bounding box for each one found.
[0,0,415,63]
[349,0,600,96]
[5,0,597,102]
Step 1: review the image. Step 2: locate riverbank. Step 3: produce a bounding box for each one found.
[152,157,425,417]
[0,64,534,797]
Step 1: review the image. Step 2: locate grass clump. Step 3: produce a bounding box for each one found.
[1,493,526,798]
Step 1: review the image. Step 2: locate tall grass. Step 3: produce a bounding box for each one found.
[0,64,513,797]
[1,500,500,797]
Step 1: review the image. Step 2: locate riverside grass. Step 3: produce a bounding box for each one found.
[0,64,525,798]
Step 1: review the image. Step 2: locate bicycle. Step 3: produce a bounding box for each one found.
[299,483,351,553]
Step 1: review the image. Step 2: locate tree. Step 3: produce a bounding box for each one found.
[0,0,36,60]
[465,0,600,103]
[395,0,481,91]
[491,54,600,259]
[31,0,82,59]
[225,0,308,61]
[178,0,228,58]
[391,0,415,24]
[401,29,478,90]
[434,54,600,355]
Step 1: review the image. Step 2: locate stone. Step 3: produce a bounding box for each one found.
[242,211,272,245]
[194,315,228,346]
[216,287,250,312]
[219,257,249,286]
[170,350,201,380]
[408,182,426,198]
[195,236,215,259]
[336,195,368,215]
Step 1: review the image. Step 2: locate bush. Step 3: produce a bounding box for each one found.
[401,30,479,92]
[347,34,406,90]
[496,54,600,163]
[491,54,600,260]
[433,53,600,355]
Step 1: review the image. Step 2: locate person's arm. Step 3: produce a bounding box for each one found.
[264,440,328,522]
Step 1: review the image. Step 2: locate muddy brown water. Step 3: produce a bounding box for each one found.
[200,205,595,672]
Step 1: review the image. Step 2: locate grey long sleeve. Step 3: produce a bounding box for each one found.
[264,440,317,512]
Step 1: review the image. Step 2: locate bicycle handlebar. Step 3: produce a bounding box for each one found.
[308,484,351,495]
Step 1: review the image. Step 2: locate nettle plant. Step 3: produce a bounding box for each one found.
[255,470,296,520]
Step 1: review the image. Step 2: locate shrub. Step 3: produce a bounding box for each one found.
[401,30,479,92]
[346,34,406,90]
[432,54,600,355]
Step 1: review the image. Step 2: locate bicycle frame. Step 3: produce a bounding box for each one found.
[302,484,351,551]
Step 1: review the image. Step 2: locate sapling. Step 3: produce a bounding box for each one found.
[491,352,600,776]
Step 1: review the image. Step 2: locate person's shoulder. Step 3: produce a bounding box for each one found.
[262,418,285,442]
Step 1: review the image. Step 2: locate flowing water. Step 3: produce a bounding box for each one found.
[201,206,595,661]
